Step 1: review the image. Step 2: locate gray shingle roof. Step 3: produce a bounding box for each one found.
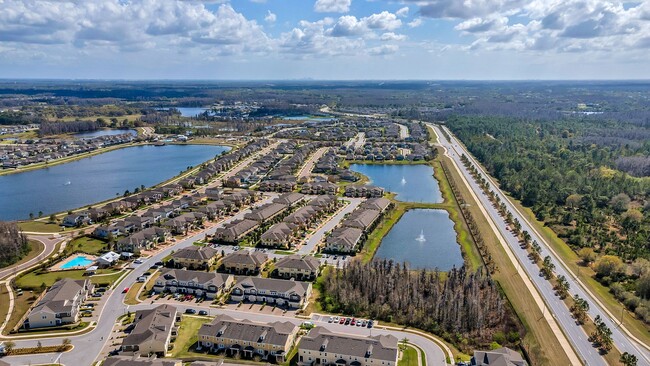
[299,327,398,362]
[121,304,177,348]
[275,255,320,272]
[198,314,296,347]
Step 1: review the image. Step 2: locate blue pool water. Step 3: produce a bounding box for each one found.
[60,255,94,269]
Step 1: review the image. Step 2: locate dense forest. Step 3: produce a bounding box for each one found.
[318,260,519,352]
[445,115,650,323]
[39,120,99,136]
[0,221,29,268]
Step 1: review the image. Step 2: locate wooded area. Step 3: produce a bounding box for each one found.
[0,221,29,268]
[318,260,519,352]
[446,115,650,324]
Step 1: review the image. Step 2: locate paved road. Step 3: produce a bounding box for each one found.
[298,198,363,255]
[0,235,65,281]
[432,124,650,365]
[2,194,447,366]
[297,147,328,180]
[395,123,409,139]
[2,196,277,366]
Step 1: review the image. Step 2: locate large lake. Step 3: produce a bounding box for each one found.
[0,144,229,220]
[375,209,463,270]
[74,129,137,139]
[349,164,442,203]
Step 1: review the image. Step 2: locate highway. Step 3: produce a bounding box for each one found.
[431,124,650,365]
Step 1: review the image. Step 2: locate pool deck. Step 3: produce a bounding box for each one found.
[49,254,97,271]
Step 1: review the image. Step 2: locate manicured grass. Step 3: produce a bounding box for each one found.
[67,236,108,256]
[138,271,161,301]
[399,344,419,366]
[17,221,62,233]
[170,315,210,358]
[0,285,11,328]
[124,282,144,305]
[431,159,483,271]
[427,124,438,144]
[440,154,571,366]
[4,287,39,334]
[360,204,406,263]
[419,346,428,366]
[506,195,650,346]
[15,268,122,290]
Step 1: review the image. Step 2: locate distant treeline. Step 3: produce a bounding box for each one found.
[39,121,99,136]
[0,222,29,268]
[319,260,516,351]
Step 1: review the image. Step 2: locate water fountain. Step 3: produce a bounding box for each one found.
[401,176,407,185]
[415,229,426,242]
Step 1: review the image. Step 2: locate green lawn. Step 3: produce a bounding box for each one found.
[15,268,123,290]
[170,315,211,358]
[67,236,108,256]
[17,221,62,233]
[399,345,419,366]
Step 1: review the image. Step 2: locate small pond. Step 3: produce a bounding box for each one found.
[74,129,137,139]
[374,209,463,271]
[349,164,443,203]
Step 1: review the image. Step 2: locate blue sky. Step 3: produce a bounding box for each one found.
[0,0,648,80]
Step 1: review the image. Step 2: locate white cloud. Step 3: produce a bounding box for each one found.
[380,32,407,41]
[329,11,402,37]
[265,10,277,23]
[368,44,398,55]
[408,18,423,28]
[396,7,409,18]
[0,1,269,53]
[314,0,351,13]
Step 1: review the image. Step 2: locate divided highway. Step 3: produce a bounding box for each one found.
[431,124,650,365]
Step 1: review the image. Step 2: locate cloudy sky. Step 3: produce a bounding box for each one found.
[0,0,649,80]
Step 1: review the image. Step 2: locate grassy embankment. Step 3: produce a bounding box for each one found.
[439,151,571,366]
[398,344,420,366]
[357,158,482,272]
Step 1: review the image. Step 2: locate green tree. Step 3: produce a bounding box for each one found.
[610,193,631,213]
[620,352,638,366]
[594,255,625,278]
[578,248,597,265]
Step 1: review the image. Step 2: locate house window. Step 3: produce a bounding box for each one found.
[42,315,47,319]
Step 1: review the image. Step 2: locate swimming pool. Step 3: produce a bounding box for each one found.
[60,255,94,269]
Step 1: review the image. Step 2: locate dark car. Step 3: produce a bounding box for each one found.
[185,308,196,314]
[198,310,208,316]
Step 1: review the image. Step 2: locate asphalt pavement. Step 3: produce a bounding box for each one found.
[431,124,650,365]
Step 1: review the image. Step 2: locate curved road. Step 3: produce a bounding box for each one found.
[432,124,650,365]
[3,196,448,366]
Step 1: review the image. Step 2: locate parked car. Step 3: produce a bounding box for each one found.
[339,318,345,324]
[199,310,208,316]
[333,316,340,323]
[185,308,196,314]
[328,316,334,323]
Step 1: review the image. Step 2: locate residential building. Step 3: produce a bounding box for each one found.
[260,222,297,249]
[171,246,218,270]
[104,356,181,366]
[298,327,398,366]
[121,304,178,356]
[153,269,234,300]
[471,347,528,366]
[96,251,120,268]
[197,314,298,363]
[25,278,92,329]
[213,219,259,244]
[230,276,312,309]
[220,250,268,275]
[274,255,321,281]
[245,203,288,223]
[324,227,364,254]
